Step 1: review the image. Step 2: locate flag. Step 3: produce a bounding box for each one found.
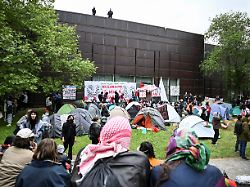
[159,77,168,102]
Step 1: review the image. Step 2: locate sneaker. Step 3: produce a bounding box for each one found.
[6,124,12,127]
[242,157,249,160]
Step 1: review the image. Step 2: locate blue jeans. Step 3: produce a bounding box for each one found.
[239,140,247,158]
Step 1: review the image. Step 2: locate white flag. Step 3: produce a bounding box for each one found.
[159,77,168,102]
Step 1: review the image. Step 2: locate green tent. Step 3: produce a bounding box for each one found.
[57,104,76,115]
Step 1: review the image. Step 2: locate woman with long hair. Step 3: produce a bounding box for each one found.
[15,138,70,187]
[23,110,44,144]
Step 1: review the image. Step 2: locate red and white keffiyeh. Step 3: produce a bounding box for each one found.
[77,116,132,181]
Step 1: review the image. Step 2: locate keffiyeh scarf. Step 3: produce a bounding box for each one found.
[77,116,132,181]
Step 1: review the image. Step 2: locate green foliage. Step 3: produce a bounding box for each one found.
[0,0,96,96]
[201,12,250,96]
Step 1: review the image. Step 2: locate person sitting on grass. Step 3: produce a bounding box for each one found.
[0,135,15,161]
[138,141,162,168]
[15,138,70,187]
[150,129,228,187]
[0,128,35,187]
[71,116,150,187]
[21,110,44,144]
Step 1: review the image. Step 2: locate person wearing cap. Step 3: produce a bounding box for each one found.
[57,144,70,170]
[0,128,35,187]
[15,138,70,187]
[150,129,227,187]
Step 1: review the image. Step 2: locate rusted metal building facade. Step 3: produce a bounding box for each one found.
[57,10,219,101]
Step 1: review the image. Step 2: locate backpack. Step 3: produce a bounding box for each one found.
[71,155,122,187]
[80,158,122,187]
[70,151,150,187]
[235,121,243,135]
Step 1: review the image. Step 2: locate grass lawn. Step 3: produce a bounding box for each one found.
[1,109,249,159]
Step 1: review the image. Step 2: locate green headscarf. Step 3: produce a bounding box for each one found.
[166,129,210,171]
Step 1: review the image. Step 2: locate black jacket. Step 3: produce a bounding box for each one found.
[62,121,76,144]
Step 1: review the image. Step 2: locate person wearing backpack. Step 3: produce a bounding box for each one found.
[234,115,242,152]
[88,117,102,144]
[211,112,221,145]
[71,116,150,187]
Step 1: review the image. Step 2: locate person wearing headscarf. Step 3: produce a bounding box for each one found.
[150,129,227,187]
[71,116,150,187]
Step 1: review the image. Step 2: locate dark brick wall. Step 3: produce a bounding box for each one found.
[57,10,205,96]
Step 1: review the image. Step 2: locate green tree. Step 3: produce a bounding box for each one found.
[201,12,250,98]
[0,0,96,96]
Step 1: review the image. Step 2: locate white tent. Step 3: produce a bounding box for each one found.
[164,104,181,123]
[125,101,141,110]
[178,115,214,138]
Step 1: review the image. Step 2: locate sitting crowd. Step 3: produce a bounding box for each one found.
[0,112,235,187]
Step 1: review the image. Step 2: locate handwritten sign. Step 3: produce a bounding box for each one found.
[63,85,76,100]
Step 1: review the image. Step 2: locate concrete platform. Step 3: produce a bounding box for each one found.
[210,157,250,186]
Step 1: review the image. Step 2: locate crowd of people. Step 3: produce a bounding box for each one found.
[0,90,249,186]
[0,118,233,187]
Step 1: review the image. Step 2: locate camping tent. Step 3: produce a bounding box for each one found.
[49,114,68,138]
[50,108,92,137]
[88,103,101,118]
[57,104,76,115]
[133,107,166,130]
[125,102,141,119]
[232,106,241,116]
[178,115,214,138]
[109,106,131,120]
[157,104,181,123]
[71,108,92,135]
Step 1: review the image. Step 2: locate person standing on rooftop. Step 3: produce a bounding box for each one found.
[107,8,113,18]
[92,7,96,16]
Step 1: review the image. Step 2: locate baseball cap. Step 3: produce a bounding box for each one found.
[57,144,65,154]
[16,128,35,138]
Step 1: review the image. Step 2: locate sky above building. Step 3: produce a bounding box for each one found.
[54,0,250,35]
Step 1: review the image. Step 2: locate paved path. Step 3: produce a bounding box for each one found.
[209,157,250,180]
